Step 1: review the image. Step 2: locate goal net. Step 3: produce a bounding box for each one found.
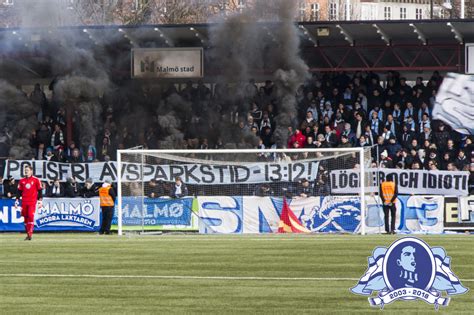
[116,148,375,235]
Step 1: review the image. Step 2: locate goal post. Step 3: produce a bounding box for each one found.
[116,147,375,235]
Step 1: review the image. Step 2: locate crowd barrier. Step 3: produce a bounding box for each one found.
[0,196,472,233]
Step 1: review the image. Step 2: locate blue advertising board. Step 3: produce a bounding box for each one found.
[0,198,101,232]
[112,197,193,226]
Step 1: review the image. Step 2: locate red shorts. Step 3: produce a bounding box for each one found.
[21,203,37,223]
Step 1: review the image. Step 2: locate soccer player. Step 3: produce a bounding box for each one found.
[15,165,43,240]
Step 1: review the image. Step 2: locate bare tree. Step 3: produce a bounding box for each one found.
[68,0,119,25]
[0,4,19,27]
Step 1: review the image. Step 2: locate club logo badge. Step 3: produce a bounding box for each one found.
[351,237,468,309]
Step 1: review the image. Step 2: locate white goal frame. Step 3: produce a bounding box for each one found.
[116,148,369,236]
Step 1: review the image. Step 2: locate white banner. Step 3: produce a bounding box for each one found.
[330,168,469,196]
[4,160,319,185]
[132,48,203,79]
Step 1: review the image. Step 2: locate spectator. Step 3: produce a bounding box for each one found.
[300,111,317,130]
[444,139,457,160]
[315,134,330,148]
[171,177,188,199]
[45,147,55,161]
[146,179,166,198]
[50,124,64,150]
[48,178,64,197]
[454,150,469,171]
[261,127,273,148]
[80,178,97,198]
[407,138,420,152]
[369,111,382,135]
[297,179,312,198]
[386,137,402,160]
[341,123,356,145]
[98,137,112,161]
[68,148,83,163]
[254,183,275,197]
[351,111,367,140]
[3,176,17,199]
[380,150,394,168]
[64,177,80,198]
[447,162,459,172]
[385,114,400,139]
[433,122,450,153]
[36,124,51,146]
[323,125,337,147]
[419,126,433,143]
[440,152,453,170]
[358,135,370,147]
[29,83,48,120]
[396,149,411,169]
[338,134,352,148]
[287,129,306,149]
[85,144,97,162]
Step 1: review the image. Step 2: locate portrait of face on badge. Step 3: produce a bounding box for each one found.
[383,238,435,292]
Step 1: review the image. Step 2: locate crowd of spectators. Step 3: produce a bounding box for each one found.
[11,72,474,170]
[1,70,474,197]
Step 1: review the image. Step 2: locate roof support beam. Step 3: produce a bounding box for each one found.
[335,24,354,46]
[298,25,318,47]
[372,24,390,46]
[154,27,173,47]
[446,22,463,44]
[189,27,207,46]
[409,23,427,45]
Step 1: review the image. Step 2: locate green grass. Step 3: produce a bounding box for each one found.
[0,234,472,314]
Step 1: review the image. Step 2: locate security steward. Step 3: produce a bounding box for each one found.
[98,179,116,235]
[380,174,398,234]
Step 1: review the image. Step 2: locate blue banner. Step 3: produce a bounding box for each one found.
[112,197,193,226]
[365,195,444,234]
[0,198,101,232]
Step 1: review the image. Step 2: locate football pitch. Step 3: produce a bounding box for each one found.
[0,233,472,314]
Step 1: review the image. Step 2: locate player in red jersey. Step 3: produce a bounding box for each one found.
[15,165,43,240]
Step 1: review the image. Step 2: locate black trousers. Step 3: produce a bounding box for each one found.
[100,206,114,234]
[383,204,396,233]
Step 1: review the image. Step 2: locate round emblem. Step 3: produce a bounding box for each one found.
[25,183,31,189]
[383,237,435,291]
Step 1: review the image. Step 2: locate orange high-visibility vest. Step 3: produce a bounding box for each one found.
[381,181,396,205]
[99,186,114,207]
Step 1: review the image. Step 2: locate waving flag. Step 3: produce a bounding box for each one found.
[432,73,474,135]
[278,198,310,233]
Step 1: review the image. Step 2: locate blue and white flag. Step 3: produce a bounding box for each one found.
[433,72,474,135]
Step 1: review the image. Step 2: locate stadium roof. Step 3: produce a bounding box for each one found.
[1,19,473,76]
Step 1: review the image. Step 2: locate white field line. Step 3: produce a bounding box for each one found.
[0,274,363,281]
[1,235,473,242]
[0,237,383,242]
[0,273,473,282]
